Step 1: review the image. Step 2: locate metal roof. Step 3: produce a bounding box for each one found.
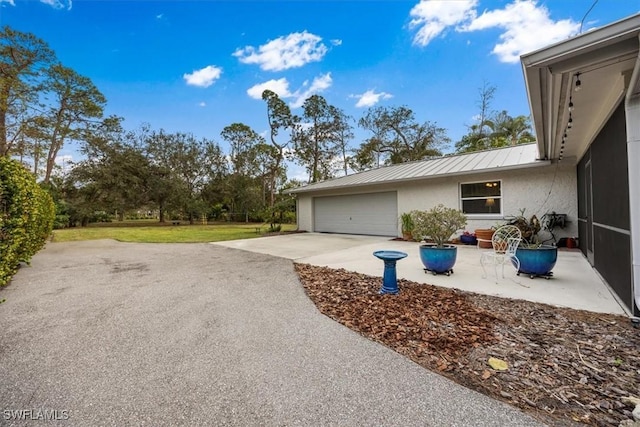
[289,144,548,194]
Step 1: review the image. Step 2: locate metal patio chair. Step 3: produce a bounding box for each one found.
[480,225,522,283]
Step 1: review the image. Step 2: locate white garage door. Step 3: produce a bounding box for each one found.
[314,192,398,236]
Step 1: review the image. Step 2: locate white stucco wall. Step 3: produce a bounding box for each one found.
[297,194,313,232]
[294,163,578,241]
[398,164,578,239]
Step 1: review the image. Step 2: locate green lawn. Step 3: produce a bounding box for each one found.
[52,222,297,243]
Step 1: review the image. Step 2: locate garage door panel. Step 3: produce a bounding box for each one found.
[314,192,397,236]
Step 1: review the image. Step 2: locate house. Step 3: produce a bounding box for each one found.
[288,13,640,315]
[290,143,577,238]
[521,13,639,315]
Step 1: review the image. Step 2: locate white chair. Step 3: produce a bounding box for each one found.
[480,225,522,283]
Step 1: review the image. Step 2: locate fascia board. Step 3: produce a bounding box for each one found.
[521,14,640,68]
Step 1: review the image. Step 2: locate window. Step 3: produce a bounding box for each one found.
[460,181,502,214]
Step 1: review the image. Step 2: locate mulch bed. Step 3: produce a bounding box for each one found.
[295,264,640,427]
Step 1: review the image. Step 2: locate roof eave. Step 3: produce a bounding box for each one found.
[522,13,640,160]
[286,159,551,195]
[521,13,640,68]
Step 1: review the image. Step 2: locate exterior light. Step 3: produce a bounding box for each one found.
[575,73,582,92]
[568,97,574,112]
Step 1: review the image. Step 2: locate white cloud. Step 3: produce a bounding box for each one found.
[291,73,332,107]
[233,31,328,71]
[183,65,222,88]
[409,0,579,63]
[460,1,579,63]
[409,0,477,46]
[39,0,72,9]
[350,89,393,108]
[198,102,206,107]
[247,78,293,100]
[331,39,343,46]
[55,154,73,165]
[246,73,333,108]
[54,154,74,176]
[0,0,16,6]
[156,13,163,19]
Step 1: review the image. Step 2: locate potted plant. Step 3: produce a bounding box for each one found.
[505,209,558,279]
[460,231,477,245]
[474,228,495,248]
[410,204,467,276]
[400,212,414,241]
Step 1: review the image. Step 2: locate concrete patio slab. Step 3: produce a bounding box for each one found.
[213,233,627,315]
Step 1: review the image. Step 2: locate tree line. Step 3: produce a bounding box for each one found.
[1,26,535,227]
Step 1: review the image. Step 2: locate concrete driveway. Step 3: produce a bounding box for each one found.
[0,239,544,426]
[214,232,626,315]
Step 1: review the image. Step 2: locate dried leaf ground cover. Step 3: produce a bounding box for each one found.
[295,264,640,427]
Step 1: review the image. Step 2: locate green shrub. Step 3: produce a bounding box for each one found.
[53,214,70,229]
[91,210,112,223]
[269,224,282,233]
[0,158,55,286]
[410,204,467,247]
[281,211,296,224]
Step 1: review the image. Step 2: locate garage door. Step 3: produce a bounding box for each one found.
[314,192,398,236]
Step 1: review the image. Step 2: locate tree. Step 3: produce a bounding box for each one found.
[455,82,497,153]
[146,130,226,224]
[356,105,447,168]
[292,95,342,183]
[220,122,270,218]
[456,110,535,153]
[220,122,265,176]
[13,115,49,174]
[72,117,153,220]
[0,26,56,156]
[486,111,535,147]
[40,63,106,183]
[262,89,293,206]
[253,142,283,206]
[330,106,354,176]
[475,81,496,141]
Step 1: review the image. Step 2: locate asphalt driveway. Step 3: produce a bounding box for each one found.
[0,240,543,426]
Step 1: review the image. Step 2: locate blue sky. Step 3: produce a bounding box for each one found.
[2,0,639,179]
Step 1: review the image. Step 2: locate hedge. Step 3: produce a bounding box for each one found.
[0,157,55,286]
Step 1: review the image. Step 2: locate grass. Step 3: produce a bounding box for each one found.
[52,222,297,243]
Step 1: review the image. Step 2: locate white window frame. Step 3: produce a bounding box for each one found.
[459,180,503,216]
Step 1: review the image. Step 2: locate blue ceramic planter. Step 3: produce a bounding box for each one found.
[515,245,558,278]
[419,244,457,275]
[460,234,477,245]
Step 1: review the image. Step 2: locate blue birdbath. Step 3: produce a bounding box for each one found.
[373,250,408,295]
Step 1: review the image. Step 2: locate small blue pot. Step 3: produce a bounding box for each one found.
[460,234,477,245]
[419,244,457,274]
[515,245,558,276]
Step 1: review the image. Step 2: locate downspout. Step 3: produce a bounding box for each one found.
[624,38,640,315]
